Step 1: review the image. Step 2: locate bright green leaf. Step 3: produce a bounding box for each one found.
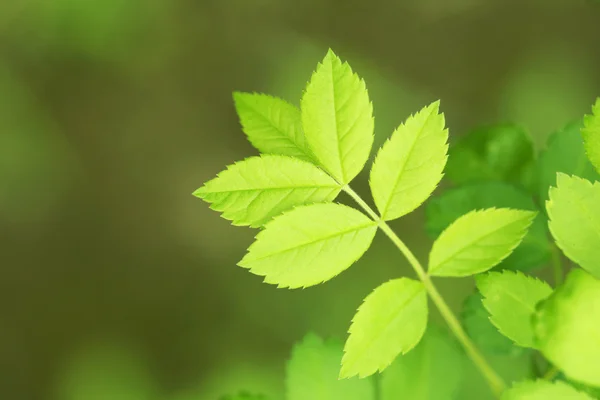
[426,182,550,272]
[476,271,552,348]
[537,121,600,203]
[301,49,374,184]
[445,124,535,191]
[286,333,375,400]
[501,380,594,400]
[534,269,600,388]
[546,174,600,279]
[194,155,341,228]
[428,208,536,277]
[462,292,522,356]
[582,98,600,174]
[380,325,464,400]
[233,92,313,162]
[370,101,448,221]
[239,203,377,288]
[340,278,427,378]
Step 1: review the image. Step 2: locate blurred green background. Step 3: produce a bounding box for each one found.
[1,0,599,399]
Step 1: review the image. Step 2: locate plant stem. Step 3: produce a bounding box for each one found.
[550,244,563,286]
[543,366,560,381]
[343,186,506,398]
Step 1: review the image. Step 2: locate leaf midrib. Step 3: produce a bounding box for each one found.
[345,283,423,370]
[204,183,340,195]
[381,107,437,218]
[243,221,376,263]
[242,95,306,153]
[328,57,345,183]
[431,215,529,273]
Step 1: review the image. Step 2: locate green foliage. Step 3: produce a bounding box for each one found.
[286,333,375,400]
[582,98,600,174]
[301,49,374,184]
[380,326,464,400]
[501,380,594,400]
[547,174,600,279]
[233,93,313,162]
[194,155,340,227]
[369,101,448,221]
[239,203,377,288]
[476,271,552,348]
[428,208,536,277]
[445,124,535,191]
[537,121,600,203]
[425,182,550,272]
[534,269,600,388]
[341,278,427,378]
[462,292,521,356]
[196,49,584,397]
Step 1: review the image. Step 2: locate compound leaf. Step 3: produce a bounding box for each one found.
[582,98,600,174]
[194,155,341,228]
[476,271,552,348]
[239,203,377,289]
[341,278,427,378]
[534,269,600,388]
[428,208,536,277]
[445,124,535,191]
[546,174,600,279]
[501,380,594,400]
[537,120,599,203]
[301,49,374,184]
[380,326,464,400]
[233,92,312,161]
[286,333,375,400]
[426,182,550,272]
[462,292,522,356]
[370,101,448,221]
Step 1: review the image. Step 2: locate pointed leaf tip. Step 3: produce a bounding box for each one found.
[370,102,448,221]
[341,278,427,378]
[429,208,536,277]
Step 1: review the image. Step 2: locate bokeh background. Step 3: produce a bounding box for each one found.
[1,0,600,399]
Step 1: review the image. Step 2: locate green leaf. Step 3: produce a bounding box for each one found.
[534,269,600,388]
[428,208,536,277]
[476,271,552,348]
[286,333,375,400]
[301,49,374,184]
[445,124,535,191]
[233,92,313,162]
[537,120,600,203]
[369,101,448,221]
[340,278,428,378]
[380,325,464,400]
[425,182,550,272]
[501,380,594,400]
[194,155,340,228]
[239,203,377,288]
[546,174,600,279]
[582,98,600,174]
[462,292,522,356]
